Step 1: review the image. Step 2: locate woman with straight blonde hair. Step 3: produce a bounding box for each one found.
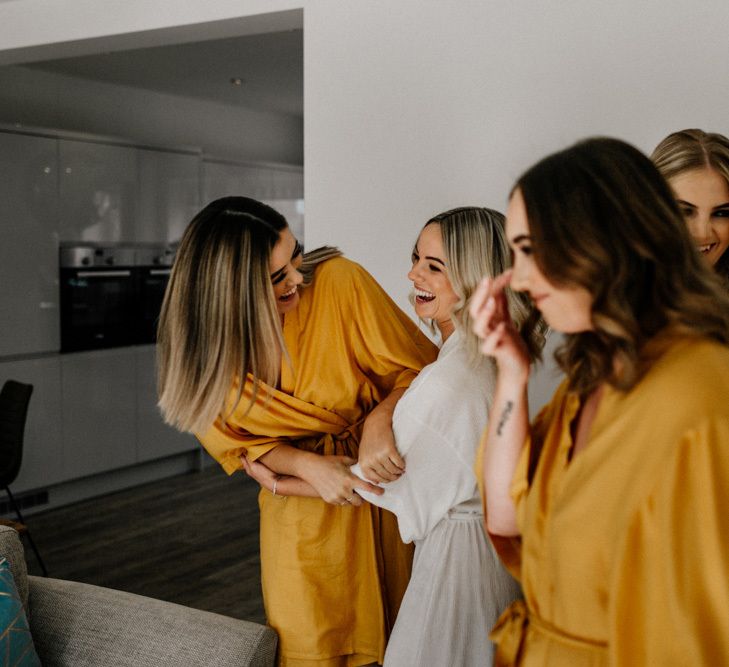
[651,128,729,286]
[470,138,729,665]
[245,207,544,666]
[158,196,437,667]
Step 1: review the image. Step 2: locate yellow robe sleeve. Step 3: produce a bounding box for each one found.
[196,416,284,474]
[610,417,729,665]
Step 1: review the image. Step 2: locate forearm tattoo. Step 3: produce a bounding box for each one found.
[496,400,514,436]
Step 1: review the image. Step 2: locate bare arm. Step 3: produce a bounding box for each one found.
[357,386,407,483]
[470,271,531,536]
[256,444,383,505]
[241,454,319,498]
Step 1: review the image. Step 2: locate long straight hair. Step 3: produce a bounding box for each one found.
[516,137,729,396]
[651,128,729,286]
[420,207,545,363]
[157,196,340,433]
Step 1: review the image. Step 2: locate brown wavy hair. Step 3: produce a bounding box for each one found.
[515,137,729,396]
[651,128,729,286]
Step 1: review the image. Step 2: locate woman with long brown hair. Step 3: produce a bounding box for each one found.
[471,138,729,665]
[157,196,436,666]
[651,128,729,287]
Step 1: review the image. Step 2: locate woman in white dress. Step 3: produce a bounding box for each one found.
[352,207,545,666]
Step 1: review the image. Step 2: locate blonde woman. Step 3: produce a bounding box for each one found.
[158,196,437,667]
[354,207,544,666]
[651,129,729,286]
[247,207,544,666]
[471,138,729,665]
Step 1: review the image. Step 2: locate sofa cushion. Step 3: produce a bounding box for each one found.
[0,525,29,611]
[0,557,41,665]
[28,576,277,667]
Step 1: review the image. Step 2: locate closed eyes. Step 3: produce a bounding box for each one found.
[271,240,304,285]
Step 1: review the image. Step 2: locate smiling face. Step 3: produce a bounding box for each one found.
[669,167,729,267]
[269,227,304,315]
[506,189,593,334]
[408,223,459,339]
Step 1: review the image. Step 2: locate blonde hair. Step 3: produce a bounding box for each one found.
[651,128,729,285]
[157,196,340,433]
[419,207,546,362]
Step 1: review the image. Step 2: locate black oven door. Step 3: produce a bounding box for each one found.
[137,267,171,344]
[60,267,140,352]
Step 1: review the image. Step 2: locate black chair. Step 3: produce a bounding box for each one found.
[0,380,47,576]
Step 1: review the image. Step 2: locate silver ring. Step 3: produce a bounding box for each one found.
[346,496,354,503]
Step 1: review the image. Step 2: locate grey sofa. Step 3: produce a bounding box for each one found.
[0,525,277,666]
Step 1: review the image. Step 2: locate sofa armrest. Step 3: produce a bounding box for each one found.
[28,576,276,667]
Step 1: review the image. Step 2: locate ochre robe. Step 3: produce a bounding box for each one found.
[484,337,729,666]
[198,257,437,666]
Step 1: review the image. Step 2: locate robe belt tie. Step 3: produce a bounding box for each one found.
[490,599,607,666]
[298,418,366,458]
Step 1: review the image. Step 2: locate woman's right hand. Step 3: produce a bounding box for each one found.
[470,270,531,382]
[300,454,384,507]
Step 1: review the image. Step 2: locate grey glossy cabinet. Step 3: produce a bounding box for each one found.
[135,345,196,461]
[137,148,201,243]
[0,132,60,356]
[202,159,304,241]
[61,348,138,479]
[0,356,64,492]
[58,139,138,243]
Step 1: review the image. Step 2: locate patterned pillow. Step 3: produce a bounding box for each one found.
[0,558,40,666]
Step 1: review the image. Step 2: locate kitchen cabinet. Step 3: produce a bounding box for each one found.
[0,131,60,356]
[0,356,64,492]
[137,148,201,244]
[59,139,138,243]
[135,345,196,462]
[61,347,138,479]
[202,159,304,240]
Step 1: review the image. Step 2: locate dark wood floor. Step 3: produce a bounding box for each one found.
[22,466,266,624]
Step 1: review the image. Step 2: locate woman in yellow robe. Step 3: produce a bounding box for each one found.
[470,138,729,665]
[157,197,437,666]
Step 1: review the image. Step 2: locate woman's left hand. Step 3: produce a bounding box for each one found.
[241,454,278,492]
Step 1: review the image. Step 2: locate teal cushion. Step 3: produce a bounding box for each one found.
[0,558,40,666]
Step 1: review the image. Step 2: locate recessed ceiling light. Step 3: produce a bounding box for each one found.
[230,77,244,86]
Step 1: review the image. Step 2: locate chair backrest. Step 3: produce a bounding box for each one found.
[0,381,33,488]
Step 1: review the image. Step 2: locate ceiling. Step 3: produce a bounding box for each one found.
[27,29,303,117]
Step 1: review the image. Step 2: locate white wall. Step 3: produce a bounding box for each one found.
[0,65,303,164]
[303,0,729,302]
[2,0,728,408]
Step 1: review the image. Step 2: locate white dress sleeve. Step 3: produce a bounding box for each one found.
[352,341,492,543]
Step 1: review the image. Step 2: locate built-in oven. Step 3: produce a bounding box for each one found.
[59,244,175,353]
[135,246,175,345]
[60,245,139,352]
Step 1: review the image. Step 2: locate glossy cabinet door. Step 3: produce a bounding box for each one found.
[61,348,138,479]
[58,139,138,243]
[202,160,304,241]
[0,356,64,492]
[135,345,196,461]
[137,148,201,244]
[0,132,60,356]
[202,160,273,202]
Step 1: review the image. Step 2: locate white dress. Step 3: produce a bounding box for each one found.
[352,330,521,667]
